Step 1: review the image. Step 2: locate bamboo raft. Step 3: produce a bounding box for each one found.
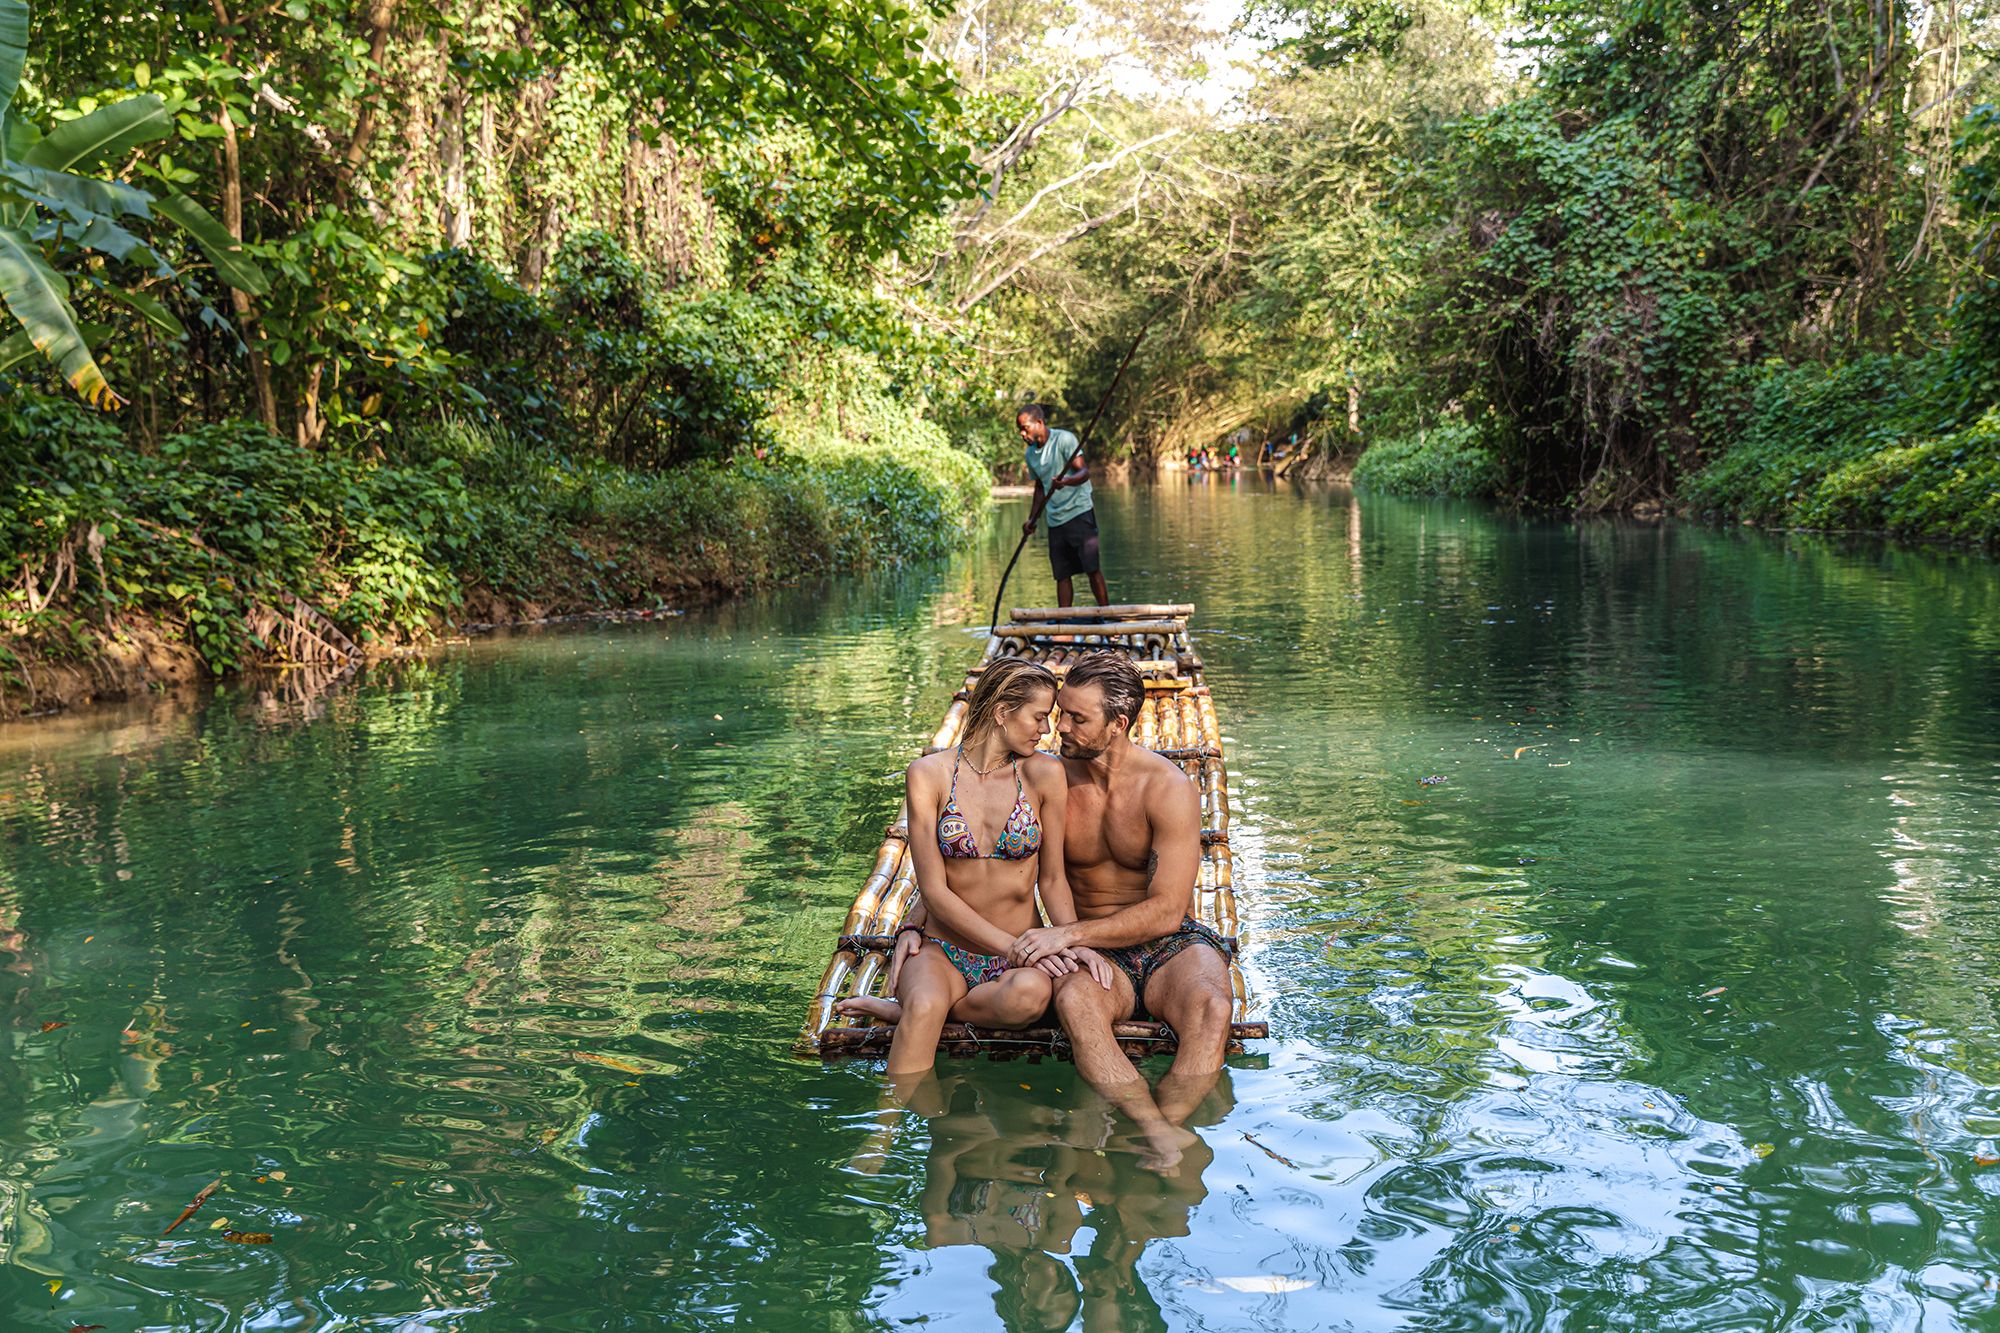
[800,603,1265,1061]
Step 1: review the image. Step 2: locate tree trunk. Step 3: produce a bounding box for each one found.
[298,362,325,448]
[438,73,472,249]
[216,104,279,435]
[336,0,400,208]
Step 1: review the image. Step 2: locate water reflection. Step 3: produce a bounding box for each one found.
[874,1068,1232,1331]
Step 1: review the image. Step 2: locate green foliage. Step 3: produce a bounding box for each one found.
[1681,356,1945,524]
[1796,413,2000,544]
[4,389,988,675]
[1351,417,1503,497]
[1682,353,1998,544]
[1,394,473,667]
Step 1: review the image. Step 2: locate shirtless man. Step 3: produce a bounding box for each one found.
[1007,653,1235,1152]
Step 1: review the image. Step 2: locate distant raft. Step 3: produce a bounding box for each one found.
[800,603,1265,1061]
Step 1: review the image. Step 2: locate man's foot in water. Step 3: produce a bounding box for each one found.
[834,996,903,1024]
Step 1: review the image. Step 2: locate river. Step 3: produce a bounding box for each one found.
[4,479,1999,1329]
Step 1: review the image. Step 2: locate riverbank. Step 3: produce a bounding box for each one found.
[2,396,989,721]
[1347,366,1998,546]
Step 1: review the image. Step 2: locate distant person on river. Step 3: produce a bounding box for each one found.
[834,657,1113,1077]
[1017,403,1110,608]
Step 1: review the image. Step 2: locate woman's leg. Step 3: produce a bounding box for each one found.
[833,994,902,1023]
[887,947,969,1077]
[950,966,1054,1030]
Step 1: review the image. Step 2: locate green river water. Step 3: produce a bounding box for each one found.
[4,480,2000,1330]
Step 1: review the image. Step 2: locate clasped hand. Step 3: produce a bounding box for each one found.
[882,925,1111,992]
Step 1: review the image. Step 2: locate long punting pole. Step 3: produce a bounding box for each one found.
[986,308,1164,635]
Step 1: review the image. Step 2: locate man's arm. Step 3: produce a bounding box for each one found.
[1023,478,1048,534]
[1054,451,1090,490]
[1010,771,1201,960]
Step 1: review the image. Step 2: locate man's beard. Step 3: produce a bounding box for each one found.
[1058,737,1104,760]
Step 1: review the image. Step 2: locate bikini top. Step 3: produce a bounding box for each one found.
[936,745,1042,861]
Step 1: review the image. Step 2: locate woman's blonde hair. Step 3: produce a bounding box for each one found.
[963,656,1057,746]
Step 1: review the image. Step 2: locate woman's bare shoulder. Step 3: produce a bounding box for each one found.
[1023,751,1067,789]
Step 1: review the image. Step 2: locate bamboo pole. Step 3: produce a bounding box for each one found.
[992,621,1187,638]
[1009,604,1197,620]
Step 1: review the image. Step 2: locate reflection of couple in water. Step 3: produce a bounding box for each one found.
[894,1067,1235,1331]
[836,652,1234,1170]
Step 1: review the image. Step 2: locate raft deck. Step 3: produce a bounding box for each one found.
[800,604,1264,1060]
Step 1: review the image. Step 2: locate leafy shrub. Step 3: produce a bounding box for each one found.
[1681,354,1951,524]
[1352,418,1503,496]
[3,395,475,667]
[1794,411,2000,543]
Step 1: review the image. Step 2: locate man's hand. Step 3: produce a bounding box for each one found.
[1072,944,1120,984]
[1009,924,1074,967]
[1021,516,1037,536]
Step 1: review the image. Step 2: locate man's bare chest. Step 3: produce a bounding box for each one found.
[1064,787,1153,872]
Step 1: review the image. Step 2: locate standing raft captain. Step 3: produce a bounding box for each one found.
[1016,403,1110,608]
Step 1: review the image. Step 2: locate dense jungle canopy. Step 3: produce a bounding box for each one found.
[1,0,1998,691]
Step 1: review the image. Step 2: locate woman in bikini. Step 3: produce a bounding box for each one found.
[836,656,1110,1076]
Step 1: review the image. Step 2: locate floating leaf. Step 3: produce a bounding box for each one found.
[576,1051,648,1074]
[1974,1154,2000,1168]
[1700,986,1727,998]
[1242,1131,1298,1168]
[221,1230,273,1244]
[47,1278,61,1294]
[1752,1143,1774,1158]
[161,1177,220,1235]
[40,1020,66,1032]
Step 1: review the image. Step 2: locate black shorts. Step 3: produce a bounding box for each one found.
[1046,509,1100,580]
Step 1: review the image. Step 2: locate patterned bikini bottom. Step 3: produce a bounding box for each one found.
[928,936,1011,988]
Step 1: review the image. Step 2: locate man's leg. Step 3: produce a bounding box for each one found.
[1052,966,1137,1088]
[1055,575,1075,607]
[1138,942,1233,1092]
[1053,969,1192,1173]
[1087,569,1110,606]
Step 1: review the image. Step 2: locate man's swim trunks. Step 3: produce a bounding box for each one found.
[1046,509,1100,581]
[1100,916,1232,1017]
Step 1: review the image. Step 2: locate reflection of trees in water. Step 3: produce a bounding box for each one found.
[909,1070,1234,1332]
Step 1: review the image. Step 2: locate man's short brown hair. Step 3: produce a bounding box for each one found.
[1063,652,1144,731]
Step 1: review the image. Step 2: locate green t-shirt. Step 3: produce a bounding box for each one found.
[1025,428,1093,527]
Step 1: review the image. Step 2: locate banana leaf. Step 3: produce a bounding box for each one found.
[0,224,118,407]
[0,0,26,128]
[0,161,153,224]
[155,188,268,296]
[23,95,169,174]
[95,281,185,339]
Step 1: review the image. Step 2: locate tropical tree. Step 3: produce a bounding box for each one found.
[0,0,265,408]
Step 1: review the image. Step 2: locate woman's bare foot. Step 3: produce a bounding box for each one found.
[834,996,903,1024]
